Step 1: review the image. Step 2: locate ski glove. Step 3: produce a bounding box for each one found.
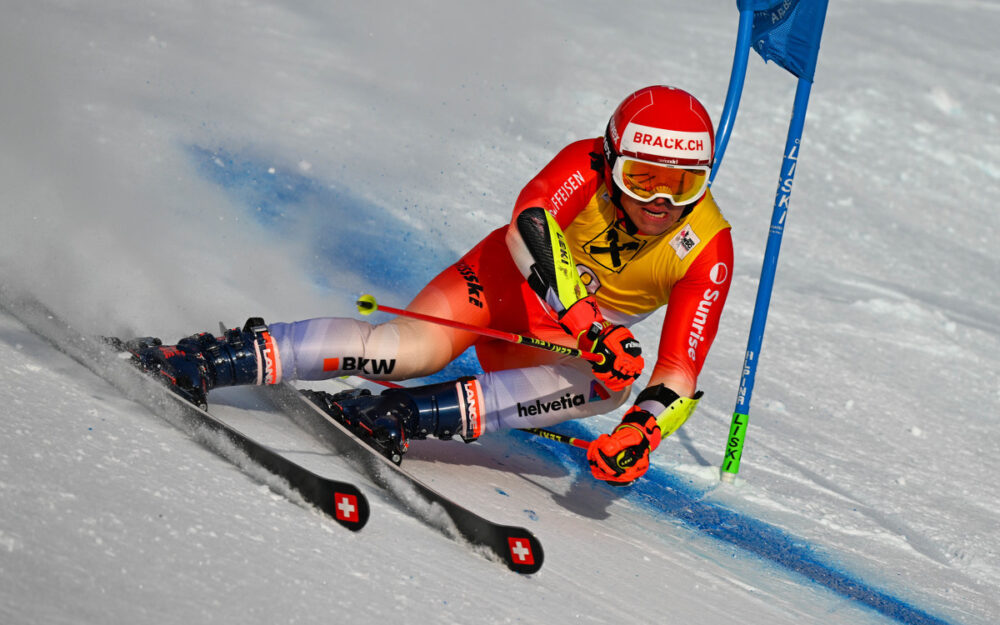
[558,297,643,392]
[557,295,603,340]
[588,406,662,485]
[583,323,643,391]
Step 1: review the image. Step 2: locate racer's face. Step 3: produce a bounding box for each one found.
[620,194,685,236]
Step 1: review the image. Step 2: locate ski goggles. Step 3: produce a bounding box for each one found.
[611,157,710,206]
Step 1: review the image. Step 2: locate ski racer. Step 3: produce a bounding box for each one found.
[125,85,733,485]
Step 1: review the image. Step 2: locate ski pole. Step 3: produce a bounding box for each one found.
[356,294,602,363]
[517,427,591,450]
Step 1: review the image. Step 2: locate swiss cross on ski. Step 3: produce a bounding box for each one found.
[334,492,361,524]
[583,222,647,273]
[507,537,535,566]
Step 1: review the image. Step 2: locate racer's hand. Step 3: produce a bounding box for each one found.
[583,323,643,391]
[557,296,602,339]
[588,407,661,485]
[557,296,643,391]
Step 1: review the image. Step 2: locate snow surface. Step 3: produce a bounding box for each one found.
[1,1,999,624]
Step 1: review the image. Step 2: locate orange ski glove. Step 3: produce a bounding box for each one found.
[587,406,661,485]
[559,297,643,392]
[584,323,643,391]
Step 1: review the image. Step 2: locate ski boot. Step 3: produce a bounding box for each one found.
[304,377,485,464]
[108,317,279,409]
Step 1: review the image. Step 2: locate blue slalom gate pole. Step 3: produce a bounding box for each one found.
[721,77,814,482]
[710,7,754,186]
[717,0,829,482]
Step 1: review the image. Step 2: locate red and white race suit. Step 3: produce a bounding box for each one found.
[268,137,733,433]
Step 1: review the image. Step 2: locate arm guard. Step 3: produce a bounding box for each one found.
[505,206,588,314]
[634,384,703,438]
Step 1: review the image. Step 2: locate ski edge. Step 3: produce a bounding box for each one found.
[261,383,544,574]
[0,290,370,532]
[159,389,370,532]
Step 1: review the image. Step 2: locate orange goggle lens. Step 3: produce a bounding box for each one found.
[614,158,709,205]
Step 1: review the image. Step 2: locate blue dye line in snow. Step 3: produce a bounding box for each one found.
[186,145,447,295]
[525,420,952,625]
[190,145,951,625]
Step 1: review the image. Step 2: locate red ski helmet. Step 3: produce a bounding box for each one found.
[603,86,715,206]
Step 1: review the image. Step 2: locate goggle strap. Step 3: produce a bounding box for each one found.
[603,124,618,170]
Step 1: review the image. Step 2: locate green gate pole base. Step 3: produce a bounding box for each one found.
[720,412,748,484]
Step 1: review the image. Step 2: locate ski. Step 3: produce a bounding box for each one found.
[129,380,370,532]
[0,287,541,569]
[260,383,545,574]
[0,291,369,532]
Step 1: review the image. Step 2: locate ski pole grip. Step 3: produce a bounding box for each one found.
[356,294,378,315]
